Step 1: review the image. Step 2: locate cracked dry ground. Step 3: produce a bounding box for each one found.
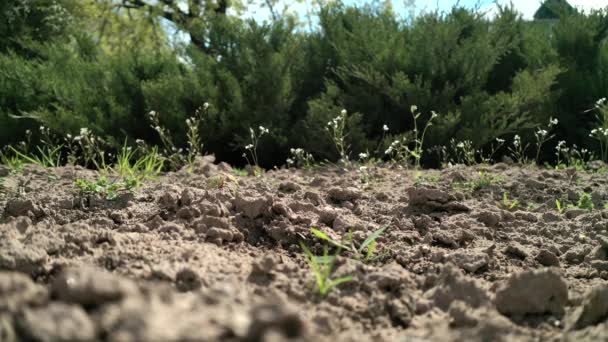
[2,158,608,341]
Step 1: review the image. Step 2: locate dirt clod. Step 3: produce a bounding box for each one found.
[495,268,568,317]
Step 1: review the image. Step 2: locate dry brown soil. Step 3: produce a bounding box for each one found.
[1,157,608,341]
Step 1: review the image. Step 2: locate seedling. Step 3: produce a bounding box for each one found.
[300,242,353,297]
[498,192,519,211]
[75,177,136,200]
[555,199,566,214]
[310,226,388,262]
[577,192,594,211]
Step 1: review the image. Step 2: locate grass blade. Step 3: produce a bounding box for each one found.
[358,226,388,254]
[311,228,351,250]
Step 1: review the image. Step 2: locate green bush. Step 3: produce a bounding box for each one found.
[1,1,607,168]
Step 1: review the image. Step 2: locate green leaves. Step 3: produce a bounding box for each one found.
[359,225,387,257]
[301,225,388,297]
[300,242,352,297]
[310,228,351,250]
[309,226,388,262]
[498,191,519,211]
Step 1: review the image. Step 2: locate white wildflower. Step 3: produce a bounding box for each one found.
[245,144,254,150]
[359,152,369,159]
[203,102,210,110]
[495,137,505,144]
[341,109,347,116]
[549,117,558,126]
[383,124,389,131]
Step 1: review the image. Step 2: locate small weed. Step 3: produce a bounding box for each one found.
[533,117,558,165]
[507,135,529,164]
[206,173,239,192]
[310,226,388,262]
[413,172,440,188]
[75,177,136,200]
[555,198,566,214]
[243,125,270,170]
[326,109,350,164]
[472,171,503,190]
[287,148,315,169]
[526,202,540,211]
[454,171,503,192]
[497,192,519,211]
[231,168,249,177]
[10,145,62,168]
[409,106,438,169]
[300,242,353,297]
[450,139,476,165]
[577,192,594,211]
[0,148,25,171]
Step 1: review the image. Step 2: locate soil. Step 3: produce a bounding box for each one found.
[1,156,608,341]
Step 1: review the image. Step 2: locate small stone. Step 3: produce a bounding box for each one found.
[504,242,529,260]
[175,268,202,292]
[327,187,361,202]
[535,249,560,267]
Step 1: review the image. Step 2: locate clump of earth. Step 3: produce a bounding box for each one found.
[1,157,608,341]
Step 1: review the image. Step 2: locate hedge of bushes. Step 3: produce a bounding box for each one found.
[1,1,607,168]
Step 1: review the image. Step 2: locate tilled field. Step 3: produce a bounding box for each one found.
[1,157,608,341]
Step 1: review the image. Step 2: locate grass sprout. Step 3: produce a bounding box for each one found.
[9,145,62,168]
[498,192,519,211]
[555,199,566,214]
[299,242,353,297]
[310,226,388,262]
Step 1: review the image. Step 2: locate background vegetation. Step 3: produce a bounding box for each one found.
[1,0,607,168]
